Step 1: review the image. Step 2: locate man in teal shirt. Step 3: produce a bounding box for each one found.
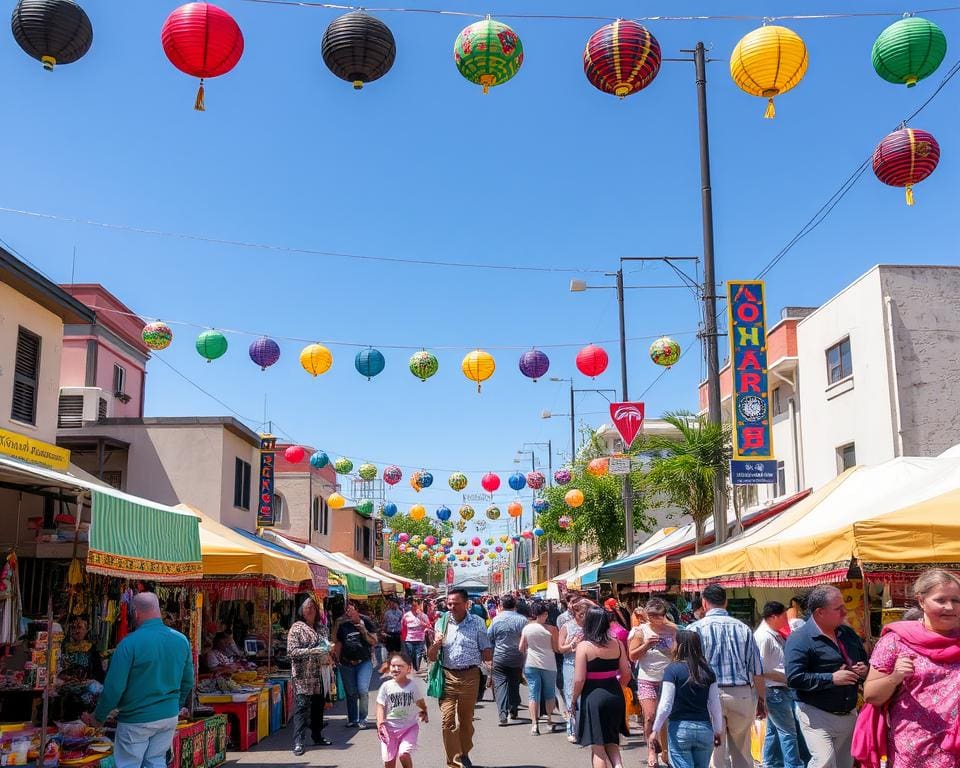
[83,592,193,768]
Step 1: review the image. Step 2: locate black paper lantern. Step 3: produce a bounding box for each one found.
[11,0,92,71]
[321,11,396,90]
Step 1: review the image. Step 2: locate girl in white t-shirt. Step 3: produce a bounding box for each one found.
[376,653,428,768]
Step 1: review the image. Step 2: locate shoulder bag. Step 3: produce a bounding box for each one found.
[427,612,450,699]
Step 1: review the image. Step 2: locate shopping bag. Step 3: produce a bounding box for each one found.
[335,667,345,700]
[426,613,449,699]
[750,718,767,763]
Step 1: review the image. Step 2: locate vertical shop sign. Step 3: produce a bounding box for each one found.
[374,518,385,561]
[257,435,277,527]
[727,281,774,461]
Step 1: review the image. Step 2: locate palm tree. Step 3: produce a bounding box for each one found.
[643,410,731,552]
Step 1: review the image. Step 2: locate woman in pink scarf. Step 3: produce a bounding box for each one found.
[862,568,960,768]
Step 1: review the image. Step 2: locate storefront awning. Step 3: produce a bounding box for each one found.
[632,557,668,592]
[551,560,604,589]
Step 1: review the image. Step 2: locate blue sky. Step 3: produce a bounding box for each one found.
[2,1,957,535]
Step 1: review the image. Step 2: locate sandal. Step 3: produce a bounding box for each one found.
[531,725,540,735]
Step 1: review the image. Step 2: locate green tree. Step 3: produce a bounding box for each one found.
[385,514,447,585]
[643,410,731,552]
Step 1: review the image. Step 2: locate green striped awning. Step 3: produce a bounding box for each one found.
[87,490,203,581]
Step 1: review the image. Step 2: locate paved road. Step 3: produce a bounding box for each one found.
[226,672,650,768]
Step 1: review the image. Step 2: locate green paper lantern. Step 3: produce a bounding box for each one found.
[356,498,374,516]
[358,463,377,481]
[872,17,947,87]
[196,330,228,362]
[409,350,439,381]
[454,18,523,94]
[448,472,468,491]
[334,457,354,474]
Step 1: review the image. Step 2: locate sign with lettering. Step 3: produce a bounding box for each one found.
[0,428,71,472]
[730,459,777,486]
[727,281,774,460]
[257,435,277,527]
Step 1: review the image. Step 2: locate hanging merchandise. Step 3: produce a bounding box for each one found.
[526,471,545,490]
[358,463,378,480]
[310,450,329,469]
[583,19,661,98]
[872,126,940,205]
[321,11,396,90]
[354,347,385,379]
[558,514,572,529]
[448,472,468,491]
[409,350,439,381]
[730,25,808,118]
[161,2,244,111]
[301,343,333,376]
[195,329,228,362]
[459,505,475,521]
[249,335,280,370]
[436,505,452,521]
[587,458,609,477]
[576,344,609,378]
[383,465,402,485]
[333,457,354,474]
[486,505,501,520]
[382,502,398,517]
[356,498,374,515]
[872,17,946,87]
[327,492,346,509]
[553,468,572,486]
[507,501,522,518]
[410,470,433,492]
[11,0,93,71]
[409,504,426,521]
[481,472,500,493]
[462,349,495,392]
[532,497,549,513]
[508,472,527,491]
[565,488,585,508]
[454,17,523,94]
[284,445,305,463]
[518,349,550,381]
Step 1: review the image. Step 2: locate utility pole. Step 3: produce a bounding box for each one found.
[569,382,579,569]
[615,268,636,554]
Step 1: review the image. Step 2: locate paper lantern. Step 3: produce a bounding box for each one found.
[558,514,572,530]
[533,527,544,537]
[284,445,305,464]
[499,535,508,543]
[518,349,550,381]
[459,505,475,521]
[565,489,585,508]
[321,11,396,90]
[872,127,940,206]
[196,329,228,362]
[358,463,378,481]
[424,535,436,547]
[462,349,495,392]
[471,536,481,547]
[310,451,329,469]
[532,497,549,514]
[334,457,354,474]
[300,344,333,377]
[409,504,426,521]
[383,465,402,485]
[730,25,808,118]
[11,0,93,71]
[410,470,433,492]
[398,532,409,543]
[507,501,522,519]
[508,472,527,491]
[583,19,660,98]
[576,344,609,378]
[526,471,545,490]
[649,336,682,367]
[409,350,439,381]
[554,468,572,486]
[356,498,374,516]
[249,336,280,370]
[327,492,346,509]
[481,472,500,493]
[353,347,385,380]
[436,506,452,522]
[486,505,501,520]
[161,2,244,111]
[872,17,946,87]
[142,322,173,351]
[381,502,397,518]
[448,472,468,491]
[587,458,609,477]
[454,18,523,94]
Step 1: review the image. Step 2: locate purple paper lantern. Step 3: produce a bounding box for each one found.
[519,349,550,381]
[554,468,572,486]
[249,336,281,370]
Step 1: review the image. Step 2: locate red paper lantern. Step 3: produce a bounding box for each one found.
[583,20,661,98]
[481,472,500,493]
[576,344,609,378]
[872,127,940,206]
[284,445,305,464]
[161,2,244,111]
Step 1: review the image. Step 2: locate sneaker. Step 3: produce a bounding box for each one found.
[530,725,540,735]
[498,715,508,726]
[567,734,577,744]
[292,744,305,756]
[344,722,359,729]
[357,721,368,730]
[509,709,519,720]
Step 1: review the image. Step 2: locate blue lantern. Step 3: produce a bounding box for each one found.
[436,505,452,522]
[533,497,549,513]
[382,502,398,518]
[355,347,386,379]
[310,451,330,469]
[418,471,434,489]
[508,472,527,491]
[533,527,545,536]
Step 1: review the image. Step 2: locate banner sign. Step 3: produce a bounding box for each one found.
[609,456,632,475]
[0,427,71,471]
[309,564,329,591]
[609,402,645,447]
[731,459,777,486]
[727,281,774,460]
[257,435,277,527]
[374,518,385,561]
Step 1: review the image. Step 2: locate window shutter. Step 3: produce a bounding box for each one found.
[11,328,40,424]
[98,398,108,421]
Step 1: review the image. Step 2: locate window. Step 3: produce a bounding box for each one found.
[102,471,122,490]
[363,526,371,561]
[113,364,126,396]
[772,386,782,416]
[273,493,284,525]
[11,327,41,424]
[777,461,786,497]
[234,458,251,510]
[312,497,320,531]
[825,337,853,384]
[355,525,362,553]
[839,443,857,473]
[322,499,329,535]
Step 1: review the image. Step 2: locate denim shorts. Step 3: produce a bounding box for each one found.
[524,666,557,703]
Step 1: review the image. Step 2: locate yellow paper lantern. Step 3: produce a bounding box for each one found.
[565,489,585,508]
[409,504,426,521]
[327,492,346,509]
[300,343,333,376]
[461,349,495,392]
[730,25,808,118]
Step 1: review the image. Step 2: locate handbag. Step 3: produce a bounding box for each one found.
[427,613,449,699]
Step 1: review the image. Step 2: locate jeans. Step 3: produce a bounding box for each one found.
[339,659,373,724]
[293,691,325,747]
[763,687,803,768]
[524,666,556,703]
[668,720,714,768]
[114,716,179,768]
[492,664,523,720]
[405,641,425,672]
[563,657,576,736]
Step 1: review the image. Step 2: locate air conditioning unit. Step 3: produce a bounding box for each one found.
[58,387,111,428]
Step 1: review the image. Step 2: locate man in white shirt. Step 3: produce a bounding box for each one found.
[754,602,803,768]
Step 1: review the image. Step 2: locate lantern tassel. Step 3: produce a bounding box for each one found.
[905,185,915,206]
[194,80,206,112]
[764,97,775,119]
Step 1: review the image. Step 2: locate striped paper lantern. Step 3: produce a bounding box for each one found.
[872,17,947,87]
[583,19,661,98]
[872,127,940,205]
[11,0,93,70]
[321,11,396,89]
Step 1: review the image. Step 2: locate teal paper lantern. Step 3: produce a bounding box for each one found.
[196,330,228,362]
[310,451,329,469]
[355,347,386,379]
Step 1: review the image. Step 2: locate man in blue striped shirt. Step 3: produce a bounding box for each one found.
[688,584,766,768]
